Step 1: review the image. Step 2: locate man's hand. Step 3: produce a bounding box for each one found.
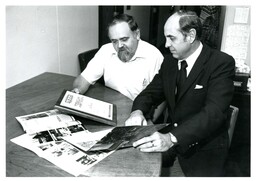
[125,110,147,126]
[72,75,90,95]
[71,88,80,94]
[132,132,174,152]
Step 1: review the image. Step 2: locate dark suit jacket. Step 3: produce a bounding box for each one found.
[132,44,235,176]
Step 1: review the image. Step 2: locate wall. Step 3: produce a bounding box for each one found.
[124,6,151,41]
[221,6,251,68]
[156,6,173,48]
[6,5,251,89]
[6,6,98,89]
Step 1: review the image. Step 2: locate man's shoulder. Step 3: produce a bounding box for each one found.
[98,43,116,54]
[140,40,161,52]
[203,43,234,59]
[200,44,235,71]
[138,40,164,61]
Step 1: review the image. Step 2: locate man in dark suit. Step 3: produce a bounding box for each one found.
[125,10,235,176]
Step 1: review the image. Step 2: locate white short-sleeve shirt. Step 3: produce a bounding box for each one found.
[81,40,163,100]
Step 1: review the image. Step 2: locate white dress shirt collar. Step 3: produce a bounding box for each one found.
[178,42,203,76]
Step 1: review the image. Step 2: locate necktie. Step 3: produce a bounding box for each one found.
[176,60,188,100]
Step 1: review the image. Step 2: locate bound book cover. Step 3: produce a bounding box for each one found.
[54,90,117,126]
[88,123,168,151]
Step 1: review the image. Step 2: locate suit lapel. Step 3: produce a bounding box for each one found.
[176,45,211,102]
[163,56,178,119]
[169,60,178,114]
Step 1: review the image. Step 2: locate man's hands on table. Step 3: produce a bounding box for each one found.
[125,110,175,152]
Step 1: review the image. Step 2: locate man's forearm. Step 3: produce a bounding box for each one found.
[72,75,90,94]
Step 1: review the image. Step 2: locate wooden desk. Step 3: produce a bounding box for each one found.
[6,72,161,177]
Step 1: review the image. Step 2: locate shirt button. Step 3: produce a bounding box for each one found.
[174,123,178,127]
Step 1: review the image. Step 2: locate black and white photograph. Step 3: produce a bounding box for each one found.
[4,0,253,178]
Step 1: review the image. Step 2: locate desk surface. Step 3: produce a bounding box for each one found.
[6,72,161,177]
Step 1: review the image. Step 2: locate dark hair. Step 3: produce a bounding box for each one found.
[176,10,202,40]
[107,14,139,32]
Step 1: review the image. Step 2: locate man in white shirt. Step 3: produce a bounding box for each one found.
[72,14,165,121]
[72,14,163,101]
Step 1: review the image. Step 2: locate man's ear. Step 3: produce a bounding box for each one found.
[187,28,196,43]
[135,29,140,40]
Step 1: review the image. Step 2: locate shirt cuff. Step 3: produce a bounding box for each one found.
[169,132,178,145]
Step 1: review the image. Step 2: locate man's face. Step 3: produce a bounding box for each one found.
[108,22,140,62]
[164,15,191,60]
